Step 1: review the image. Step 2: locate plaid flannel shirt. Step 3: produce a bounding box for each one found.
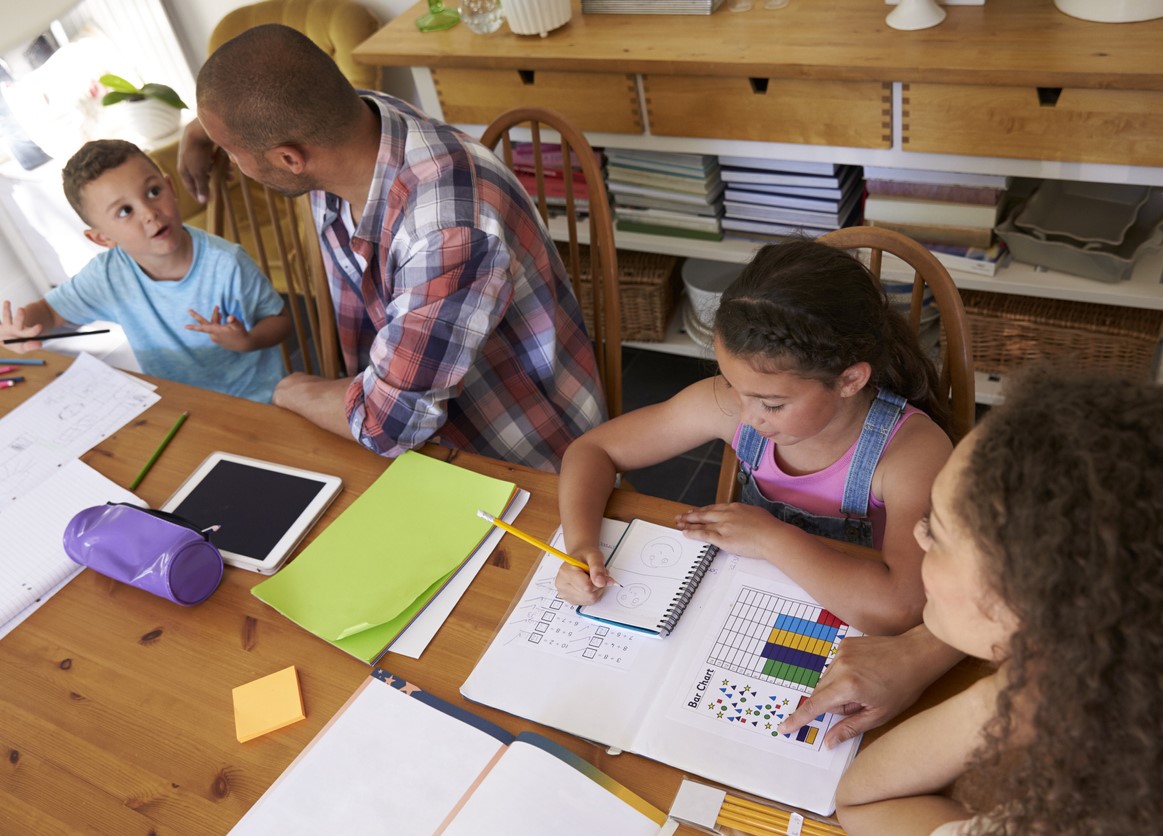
[310,92,605,471]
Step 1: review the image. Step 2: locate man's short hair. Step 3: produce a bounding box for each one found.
[197,23,366,152]
[62,139,159,222]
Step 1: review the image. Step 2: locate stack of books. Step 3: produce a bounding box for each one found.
[583,0,724,13]
[606,149,725,241]
[510,142,601,217]
[719,157,864,241]
[863,166,1011,276]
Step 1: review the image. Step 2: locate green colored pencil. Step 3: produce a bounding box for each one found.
[130,411,189,491]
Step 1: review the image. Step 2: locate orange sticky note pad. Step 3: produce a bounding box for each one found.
[232,665,306,743]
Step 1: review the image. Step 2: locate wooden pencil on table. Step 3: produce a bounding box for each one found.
[721,793,845,836]
[129,411,189,491]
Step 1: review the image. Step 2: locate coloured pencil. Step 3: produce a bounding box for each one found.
[0,357,46,365]
[475,510,622,587]
[129,411,189,491]
[0,377,25,389]
[3,328,111,345]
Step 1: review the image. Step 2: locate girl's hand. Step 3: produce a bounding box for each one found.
[553,546,610,605]
[1,301,44,353]
[186,306,251,351]
[675,501,785,559]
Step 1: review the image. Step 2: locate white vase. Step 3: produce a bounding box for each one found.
[116,98,181,142]
[505,0,572,37]
[886,0,946,30]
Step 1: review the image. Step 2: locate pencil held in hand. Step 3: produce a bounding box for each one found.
[475,510,622,587]
[3,328,111,345]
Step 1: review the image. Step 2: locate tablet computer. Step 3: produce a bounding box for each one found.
[161,452,343,575]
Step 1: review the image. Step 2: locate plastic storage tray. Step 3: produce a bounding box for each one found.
[997,189,1163,282]
[1013,180,1150,246]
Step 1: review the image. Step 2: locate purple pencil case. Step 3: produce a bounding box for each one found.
[63,503,224,606]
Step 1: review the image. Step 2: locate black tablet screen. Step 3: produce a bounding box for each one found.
[169,460,328,558]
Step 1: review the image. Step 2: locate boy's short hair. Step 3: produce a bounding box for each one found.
[62,139,161,222]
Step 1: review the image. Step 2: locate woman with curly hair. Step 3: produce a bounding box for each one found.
[832,369,1163,834]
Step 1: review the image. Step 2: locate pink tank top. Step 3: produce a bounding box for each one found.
[730,404,922,549]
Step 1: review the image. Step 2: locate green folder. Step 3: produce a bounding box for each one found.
[252,451,517,662]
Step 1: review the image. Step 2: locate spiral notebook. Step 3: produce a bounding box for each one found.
[577,519,718,637]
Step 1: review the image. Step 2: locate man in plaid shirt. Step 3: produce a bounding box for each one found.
[181,24,605,471]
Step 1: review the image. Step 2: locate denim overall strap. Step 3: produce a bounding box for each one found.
[839,389,908,517]
[735,423,769,486]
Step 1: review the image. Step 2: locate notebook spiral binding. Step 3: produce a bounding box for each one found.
[656,544,719,636]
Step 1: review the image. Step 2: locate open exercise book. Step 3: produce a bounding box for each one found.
[230,669,669,836]
[461,519,864,816]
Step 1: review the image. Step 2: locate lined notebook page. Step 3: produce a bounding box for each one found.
[0,460,141,630]
[578,519,716,635]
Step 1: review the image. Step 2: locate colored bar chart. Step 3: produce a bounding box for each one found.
[708,586,849,693]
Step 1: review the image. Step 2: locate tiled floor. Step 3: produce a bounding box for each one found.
[618,347,724,508]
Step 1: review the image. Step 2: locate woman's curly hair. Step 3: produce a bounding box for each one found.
[714,239,953,437]
[956,368,1163,834]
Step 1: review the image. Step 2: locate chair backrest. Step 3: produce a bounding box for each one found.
[209,0,381,89]
[714,225,975,503]
[206,154,344,379]
[478,107,623,417]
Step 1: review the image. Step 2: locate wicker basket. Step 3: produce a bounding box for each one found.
[560,244,680,342]
[957,288,1163,379]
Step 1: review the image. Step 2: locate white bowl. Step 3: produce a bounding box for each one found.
[681,258,744,329]
[505,0,572,36]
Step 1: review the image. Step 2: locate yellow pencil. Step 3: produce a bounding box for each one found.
[475,510,622,587]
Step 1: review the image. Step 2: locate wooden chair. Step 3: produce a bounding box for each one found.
[479,107,623,417]
[714,225,975,503]
[205,153,344,379]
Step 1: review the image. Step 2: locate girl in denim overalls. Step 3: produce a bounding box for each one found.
[555,240,954,635]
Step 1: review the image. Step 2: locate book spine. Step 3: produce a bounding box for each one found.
[865,219,995,249]
[657,545,719,636]
[864,180,1003,206]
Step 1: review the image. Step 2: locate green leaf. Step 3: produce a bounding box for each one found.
[140,83,187,110]
[99,74,140,94]
[101,90,144,106]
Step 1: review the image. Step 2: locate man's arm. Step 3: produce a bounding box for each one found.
[177,119,217,204]
[273,373,357,437]
[343,227,515,457]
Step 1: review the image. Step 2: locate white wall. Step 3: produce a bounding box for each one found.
[163,0,419,103]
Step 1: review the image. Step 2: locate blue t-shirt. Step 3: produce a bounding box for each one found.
[46,227,285,402]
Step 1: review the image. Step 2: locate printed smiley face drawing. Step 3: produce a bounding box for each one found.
[617,583,651,609]
[640,536,682,568]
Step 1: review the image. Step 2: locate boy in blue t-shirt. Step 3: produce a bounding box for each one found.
[0,139,289,402]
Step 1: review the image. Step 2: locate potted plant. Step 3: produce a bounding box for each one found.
[99,74,188,141]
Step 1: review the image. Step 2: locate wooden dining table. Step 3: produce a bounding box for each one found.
[0,353,988,833]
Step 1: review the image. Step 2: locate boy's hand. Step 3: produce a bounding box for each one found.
[186,306,252,351]
[1,300,45,353]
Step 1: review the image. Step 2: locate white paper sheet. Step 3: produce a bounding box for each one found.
[230,678,505,836]
[0,459,143,637]
[0,353,158,509]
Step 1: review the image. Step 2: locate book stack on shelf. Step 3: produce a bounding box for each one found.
[510,142,601,217]
[719,157,864,242]
[863,166,1012,276]
[606,149,725,241]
